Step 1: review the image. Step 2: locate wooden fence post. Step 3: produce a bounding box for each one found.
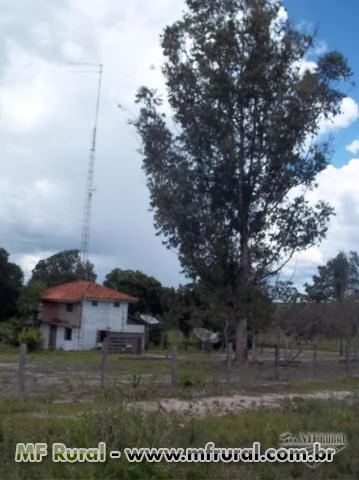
[312,342,318,376]
[252,333,257,362]
[226,342,232,380]
[171,345,178,387]
[345,338,351,373]
[101,337,108,388]
[19,343,27,394]
[274,343,280,381]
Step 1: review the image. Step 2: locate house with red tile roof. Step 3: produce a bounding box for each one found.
[39,280,145,351]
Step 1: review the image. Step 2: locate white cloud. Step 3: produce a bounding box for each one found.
[15,253,44,279]
[61,41,84,60]
[0,0,358,290]
[319,97,359,134]
[277,6,288,23]
[283,159,359,286]
[269,5,288,41]
[314,40,327,55]
[0,176,73,235]
[299,96,359,158]
[346,139,359,155]
[0,41,78,133]
[0,0,187,287]
[295,19,313,34]
[34,179,60,196]
[297,58,317,76]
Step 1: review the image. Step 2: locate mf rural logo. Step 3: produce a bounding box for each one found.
[279,432,347,469]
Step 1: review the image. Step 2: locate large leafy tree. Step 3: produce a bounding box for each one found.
[31,249,96,287]
[104,268,164,317]
[133,0,352,363]
[305,251,359,303]
[17,280,46,324]
[0,248,23,320]
[305,251,359,358]
[171,282,204,347]
[160,285,177,315]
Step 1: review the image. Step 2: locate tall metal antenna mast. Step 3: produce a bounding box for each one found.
[79,63,103,275]
[65,62,103,349]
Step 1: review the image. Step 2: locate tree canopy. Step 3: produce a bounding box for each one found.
[0,248,23,321]
[133,0,352,362]
[31,249,96,288]
[104,268,164,317]
[17,280,46,323]
[305,251,359,302]
[171,282,204,345]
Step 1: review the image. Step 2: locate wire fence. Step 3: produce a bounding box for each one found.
[2,342,359,400]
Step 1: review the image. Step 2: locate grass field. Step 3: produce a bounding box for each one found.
[1,341,358,399]
[1,343,359,479]
[1,394,358,479]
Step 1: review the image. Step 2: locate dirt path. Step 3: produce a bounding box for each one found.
[24,390,353,420]
[132,390,353,416]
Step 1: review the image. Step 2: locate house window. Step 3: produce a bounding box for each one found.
[64,328,72,341]
[91,300,98,307]
[114,302,120,308]
[66,303,73,312]
[97,330,108,343]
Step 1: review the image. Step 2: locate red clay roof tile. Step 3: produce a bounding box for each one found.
[41,280,138,303]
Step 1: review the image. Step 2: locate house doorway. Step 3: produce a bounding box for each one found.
[49,325,57,349]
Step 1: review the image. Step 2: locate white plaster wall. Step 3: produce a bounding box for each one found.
[122,323,144,334]
[40,324,49,348]
[40,323,79,350]
[79,300,144,350]
[55,325,80,351]
[41,301,145,350]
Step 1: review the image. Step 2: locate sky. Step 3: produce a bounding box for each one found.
[1,0,359,289]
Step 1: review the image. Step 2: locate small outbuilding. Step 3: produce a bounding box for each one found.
[39,280,145,352]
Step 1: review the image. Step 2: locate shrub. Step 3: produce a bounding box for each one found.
[18,328,43,352]
[149,327,166,347]
[130,368,142,388]
[0,323,14,345]
[179,370,205,387]
[0,319,20,346]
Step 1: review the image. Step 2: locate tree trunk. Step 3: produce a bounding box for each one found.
[274,343,280,381]
[235,317,248,364]
[344,337,351,370]
[234,187,250,365]
[226,342,232,379]
[312,341,318,376]
[339,336,344,356]
[252,331,256,362]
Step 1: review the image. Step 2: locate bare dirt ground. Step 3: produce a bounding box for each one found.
[133,390,353,416]
[1,348,359,402]
[26,390,354,420]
